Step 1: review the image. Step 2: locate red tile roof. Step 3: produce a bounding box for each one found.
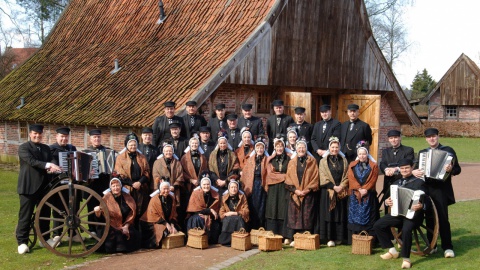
[0,0,276,127]
[5,48,38,68]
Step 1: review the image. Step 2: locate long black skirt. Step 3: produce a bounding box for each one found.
[315,188,348,243]
[218,216,246,245]
[265,183,288,236]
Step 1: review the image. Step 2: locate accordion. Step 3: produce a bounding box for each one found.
[58,151,93,182]
[83,149,117,178]
[390,185,424,219]
[418,148,454,181]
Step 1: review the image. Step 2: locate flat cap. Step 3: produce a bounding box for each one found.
[347,104,360,110]
[424,128,439,137]
[215,103,226,110]
[141,127,154,134]
[186,101,197,106]
[30,124,44,133]
[89,129,101,136]
[241,104,253,110]
[226,114,238,120]
[294,107,306,114]
[387,129,401,137]
[319,104,331,112]
[164,101,176,107]
[272,100,284,106]
[398,158,413,167]
[56,126,70,135]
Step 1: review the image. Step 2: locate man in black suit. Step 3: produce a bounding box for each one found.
[237,103,265,139]
[16,124,62,254]
[208,103,227,142]
[161,121,188,159]
[340,103,373,163]
[292,107,313,150]
[412,128,461,258]
[379,129,414,209]
[49,127,83,243]
[152,101,186,147]
[199,126,215,160]
[311,104,341,161]
[266,100,294,153]
[374,158,427,269]
[226,114,241,150]
[138,127,160,181]
[182,100,207,138]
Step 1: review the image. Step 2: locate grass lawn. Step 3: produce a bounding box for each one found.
[227,199,480,270]
[402,137,480,163]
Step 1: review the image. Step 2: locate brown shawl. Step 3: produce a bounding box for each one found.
[347,159,379,203]
[103,192,136,230]
[240,153,268,197]
[140,193,177,246]
[285,155,319,208]
[265,155,288,191]
[219,192,250,222]
[187,188,220,229]
[114,150,150,187]
[235,145,254,169]
[180,151,208,193]
[208,148,240,180]
[152,157,184,189]
[319,154,349,211]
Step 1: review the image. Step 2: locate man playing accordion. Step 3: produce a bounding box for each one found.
[374,158,427,269]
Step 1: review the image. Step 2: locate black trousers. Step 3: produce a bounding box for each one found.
[426,185,453,250]
[16,190,50,245]
[374,213,423,259]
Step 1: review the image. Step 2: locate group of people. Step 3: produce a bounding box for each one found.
[15,99,461,269]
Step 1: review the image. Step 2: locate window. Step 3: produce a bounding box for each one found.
[19,122,28,142]
[257,91,271,113]
[445,106,457,119]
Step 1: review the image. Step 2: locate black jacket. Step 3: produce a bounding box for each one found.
[182,114,207,138]
[152,115,186,147]
[237,116,265,139]
[17,141,53,195]
[311,118,342,153]
[340,119,372,163]
[207,117,227,142]
[379,144,415,198]
[266,114,294,152]
[49,143,77,166]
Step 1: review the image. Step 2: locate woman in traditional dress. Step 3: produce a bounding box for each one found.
[114,133,151,227]
[208,136,240,196]
[240,137,268,230]
[218,181,250,245]
[151,143,186,224]
[94,178,141,253]
[316,137,349,247]
[347,141,379,244]
[265,135,290,237]
[139,181,180,249]
[284,138,319,246]
[285,128,298,155]
[181,135,208,198]
[235,129,254,170]
[186,176,221,244]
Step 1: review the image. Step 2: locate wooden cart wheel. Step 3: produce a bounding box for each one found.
[391,197,439,256]
[35,184,110,257]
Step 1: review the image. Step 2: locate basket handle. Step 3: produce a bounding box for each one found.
[258,227,265,232]
[238,228,247,234]
[194,227,204,231]
[266,231,275,237]
[359,230,369,238]
[302,231,311,235]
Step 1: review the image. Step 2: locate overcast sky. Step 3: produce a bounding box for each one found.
[394,0,480,88]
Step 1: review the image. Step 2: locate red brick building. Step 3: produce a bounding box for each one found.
[0,0,420,163]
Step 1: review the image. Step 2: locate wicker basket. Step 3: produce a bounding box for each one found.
[258,232,283,251]
[231,228,252,251]
[250,227,272,246]
[187,227,208,249]
[294,231,320,250]
[161,231,185,249]
[351,231,374,255]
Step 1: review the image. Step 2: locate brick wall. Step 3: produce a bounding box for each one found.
[427,91,480,122]
[379,97,401,159]
[402,120,480,137]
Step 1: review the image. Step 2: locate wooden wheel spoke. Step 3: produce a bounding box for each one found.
[79,210,98,219]
[82,220,107,227]
[79,224,101,241]
[38,217,65,222]
[44,201,64,216]
[77,194,90,216]
[58,191,70,216]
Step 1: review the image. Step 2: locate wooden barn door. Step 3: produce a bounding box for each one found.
[282,92,311,123]
[338,94,380,160]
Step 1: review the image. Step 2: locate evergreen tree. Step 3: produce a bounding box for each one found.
[410,68,436,99]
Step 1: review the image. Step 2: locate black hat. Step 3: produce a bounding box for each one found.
[124,133,139,147]
[56,126,70,135]
[199,126,211,133]
[398,158,413,167]
[186,101,197,106]
[424,128,439,137]
[30,124,44,133]
[319,104,331,112]
[272,100,284,106]
[294,107,306,114]
[169,121,182,129]
[141,127,154,134]
[215,103,226,110]
[164,101,176,107]
[241,104,253,110]
[387,129,401,137]
[226,114,238,120]
[89,129,101,136]
[347,104,360,110]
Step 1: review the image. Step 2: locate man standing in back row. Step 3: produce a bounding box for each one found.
[311,104,341,161]
[237,103,265,139]
[340,103,372,163]
[266,100,294,153]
